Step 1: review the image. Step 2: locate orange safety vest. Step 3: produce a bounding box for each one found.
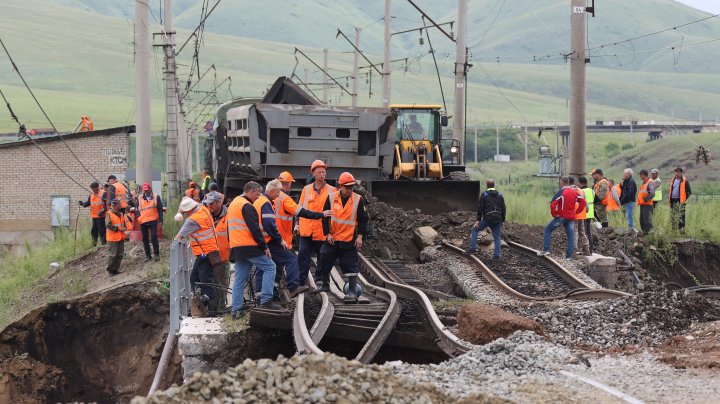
[137,194,159,224]
[575,188,587,220]
[637,179,653,206]
[253,195,275,243]
[112,182,129,209]
[80,117,94,132]
[275,192,300,245]
[187,206,219,256]
[228,196,261,248]
[299,183,335,240]
[106,211,126,242]
[215,212,230,263]
[329,191,361,242]
[185,188,200,202]
[89,190,105,219]
[669,176,688,204]
[593,178,611,206]
[607,185,621,211]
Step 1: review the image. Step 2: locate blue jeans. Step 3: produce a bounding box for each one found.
[542,217,574,258]
[232,254,276,313]
[624,202,635,230]
[468,220,502,257]
[298,237,323,284]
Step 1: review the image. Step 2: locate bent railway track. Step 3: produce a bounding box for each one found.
[443,240,630,302]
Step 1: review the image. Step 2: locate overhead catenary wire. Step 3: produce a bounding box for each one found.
[0,36,101,185]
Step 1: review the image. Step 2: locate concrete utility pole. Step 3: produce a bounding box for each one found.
[135,0,152,188]
[454,0,468,165]
[163,0,179,202]
[495,122,499,157]
[569,0,587,178]
[474,126,478,163]
[524,124,529,161]
[322,48,329,104]
[351,27,361,107]
[382,0,391,107]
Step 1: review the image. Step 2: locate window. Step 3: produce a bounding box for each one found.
[298,127,312,137]
[51,196,70,227]
[336,128,350,138]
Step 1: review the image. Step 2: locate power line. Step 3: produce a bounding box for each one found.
[476,64,529,124]
[0,36,101,184]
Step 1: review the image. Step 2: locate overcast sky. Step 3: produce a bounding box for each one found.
[675,0,720,14]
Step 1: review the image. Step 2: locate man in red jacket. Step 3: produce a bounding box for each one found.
[537,176,586,260]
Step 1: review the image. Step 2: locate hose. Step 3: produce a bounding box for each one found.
[147,331,177,397]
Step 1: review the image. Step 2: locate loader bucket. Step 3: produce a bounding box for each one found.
[368,180,480,215]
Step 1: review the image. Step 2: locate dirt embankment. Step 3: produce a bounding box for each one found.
[0,282,181,403]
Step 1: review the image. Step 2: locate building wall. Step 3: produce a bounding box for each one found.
[0,127,132,245]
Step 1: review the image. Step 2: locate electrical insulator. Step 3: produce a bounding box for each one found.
[419,37,424,46]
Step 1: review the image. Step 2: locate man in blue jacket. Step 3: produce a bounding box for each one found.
[467,179,506,259]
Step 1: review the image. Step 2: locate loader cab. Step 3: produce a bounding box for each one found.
[392,105,443,144]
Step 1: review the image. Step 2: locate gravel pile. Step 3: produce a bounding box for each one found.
[385,331,571,399]
[512,289,720,348]
[136,354,497,403]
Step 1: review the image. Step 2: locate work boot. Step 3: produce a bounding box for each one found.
[344,275,358,304]
[257,301,283,310]
[289,285,311,298]
[311,271,331,294]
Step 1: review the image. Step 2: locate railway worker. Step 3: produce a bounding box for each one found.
[578,177,595,254]
[209,182,226,204]
[570,177,591,256]
[185,182,201,202]
[298,160,336,287]
[651,168,662,207]
[466,178,505,259]
[637,169,656,234]
[669,167,691,230]
[251,180,312,299]
[175,196,221,314]
[200,170,213,199]
[204,191,230,312]
[79,115,94,132]
[591,169,610,228]
[137,183,163,261]
[105,175,129,213]
[407,114,426,139]
[78,181,106,246]
[312,172,369,303]
[537,176,586,260]
[105,199,126,275]
[619,168,637,232]
[228,182,279,319]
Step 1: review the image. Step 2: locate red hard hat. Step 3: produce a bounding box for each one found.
[278,171,295,182]
[338,172,356,186]
[310,159,327,173]
[142,183,151,190]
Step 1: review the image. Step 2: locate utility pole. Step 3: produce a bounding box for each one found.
[382,0,391,107]
[454,0,468,165]
[322,48,329,104]
[569,0,587,178]
[474,126,478,163]
[163,0,179,202]
[352,27,361,107]
[495,122,499,157]
[524,124,529,161]
[135,0,152,188]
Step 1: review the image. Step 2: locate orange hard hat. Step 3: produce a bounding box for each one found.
[278,171,295,182]
[189,182,196,187]
[338,172,356,186]
[310,159,327,172]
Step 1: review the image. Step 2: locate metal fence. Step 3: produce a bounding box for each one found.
[169,240,193,335]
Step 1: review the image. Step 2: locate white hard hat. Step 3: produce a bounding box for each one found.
[178,196,198,212]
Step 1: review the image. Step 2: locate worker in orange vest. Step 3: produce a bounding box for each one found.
[78,181,107,246]
[591,168,610,228]
[571,177,590,256]
[228,182,278,319]
[80,115,94,132]
[137,183,164,261]
[105,175,130,212]
[298,160,336,286]
[669,167,691,230]
[637,170,656,234]
[203,191,230,312]
[105,199,126,275]
[175,196,221,312]
[312,172,369,303]
[185,182,201,202]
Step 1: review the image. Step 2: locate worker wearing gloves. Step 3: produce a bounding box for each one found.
[78,181,106,246]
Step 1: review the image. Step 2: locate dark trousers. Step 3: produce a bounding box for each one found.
[190,255,216,309]
[269,242,301,290]
[584,219,593,254]
[107,240,124,274]
[91,217,106,245]
[640,205,654,233]
[670,199,686,230]
[317,243,359,277]
[298,237,324,284]
[140,220,160,258]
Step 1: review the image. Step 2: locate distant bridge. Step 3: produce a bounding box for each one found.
[503,120,719,134]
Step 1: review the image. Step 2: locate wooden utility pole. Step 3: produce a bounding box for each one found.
[569,0,587,177]
[351,27,361,107]
[163,0,179,201]
[382,0,391,107]
[135,0,152,188]
[322,48,329,104]
[454,0,468,165]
